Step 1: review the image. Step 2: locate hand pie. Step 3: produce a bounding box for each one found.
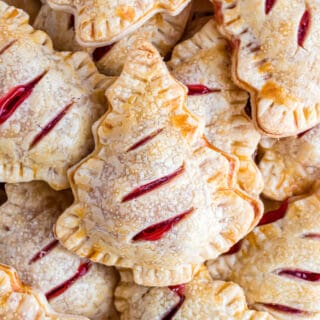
[55,40,262,287]
[4,0,41,22]
[0,264,88,320]
[208,186,320,319]
[34,4,190,76]
[115,265,274,320]
[213,0,320,137]
[0,182,118,320]
[258,126,320,201]
[0,2,111,190]
[168,19,263,195]
[46,0,191,46]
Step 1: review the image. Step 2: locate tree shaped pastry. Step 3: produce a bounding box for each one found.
[115,266,274,319]
[4,0,41,22]
[258,126,320,200]
[0,182,118,320]
[46,0,191,46]
[213,0,320,137]
[55,40,262,287]
[0,264,88,320]
[208,186,320,319]
[168,19,263,195]
[34,4,191,76]
[0,2,113,190]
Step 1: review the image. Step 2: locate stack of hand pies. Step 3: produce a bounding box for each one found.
[0,0,319,319]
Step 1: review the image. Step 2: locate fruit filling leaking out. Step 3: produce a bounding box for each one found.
[92,44,114,62]
[186,84,219,96]
[45,261,92,300]
[161,285,186,320]
[29,240,59,264]
[0,73,45,125]
[260,303,307,315]
[132,208,194,242]
[127,128,163,152]
[29,101,74,150]
[277,269,320,282]
[122,165,184,202]
[265,0,276,14]
[298,10,310,47]
[223,240,243,255]
[258,199,289,226]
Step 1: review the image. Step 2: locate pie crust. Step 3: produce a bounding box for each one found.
[4,0,41,22]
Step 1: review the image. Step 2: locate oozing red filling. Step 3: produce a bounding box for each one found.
[0,74,45,125]
[265,0,276,14]
[122,165,184,202]
[29,102,73,149]
[298,10,310,47]
[127,128,163,152]
[303,233,320,239]
[161,285,186,320]
[258,199,289,226]
[223,240,243,255]
[0,40,16,55]
[132,208,193,242]
[297,128,312,138]
[92,45,114,62]
[278,269,320,282]
[260,303,306,315]
[186,84,219,96]
[29,240,59,264]
[45,261,91,300]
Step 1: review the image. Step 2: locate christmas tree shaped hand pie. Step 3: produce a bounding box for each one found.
[55,40,262,287]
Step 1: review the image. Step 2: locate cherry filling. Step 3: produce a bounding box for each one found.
[223,240,243,255]
[186,84,219,96]
[298,10,310,47]
[278,269,320,282]
[127,128,163,152]
[122,165,184,202]
[132,208,193,242]
[161,285,186,320]
[297,127,312,138]
[29,240,59,264]
[45,261,92,300]
[92,45,114,62]
[258,199,289,226]
[265,0,276,14]
[260,303,307,315]
[303,233,320,239]
[0,73,45,125]
[0,40,16,55]
[29,101,74,149]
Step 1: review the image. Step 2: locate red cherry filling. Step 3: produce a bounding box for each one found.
[127,128,163,152]
[297,128,312,138]
[258,199,289,226]
[29,101,74,149]
[223,240,243,255]
[0,73,45,125]
[0,40,16,55]
[92,45,114,62]
[132,208,193,242]
[122,165,184,202]
[303,233,320,239]
[29,239,59,264]
[265,0,276,14]
[278,269,320,282]
[186,84,219,96]
[260,303,307,315]
[161,285,186,320]
[45,261,91,300]
[298,10,310,47]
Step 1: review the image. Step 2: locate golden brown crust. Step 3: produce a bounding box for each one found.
[214,0,320,137]
[169,19,263,195]
[208,186,320,319]
[4,0,41,22]
[0,264,88,320]
[55,40,262,287]
[46,0,192,46]
[0,2,112,190]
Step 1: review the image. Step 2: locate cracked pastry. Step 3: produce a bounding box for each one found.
[168,19,263,195]
[213,0,320,137]
[0,182,118,320]
[55,40,262,287]
[208,184,320,319]
[115,265,274,319]
[0,2,112,190]
[46,0,192,46]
